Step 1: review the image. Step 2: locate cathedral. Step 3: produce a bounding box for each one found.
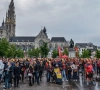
[0,0,69,51]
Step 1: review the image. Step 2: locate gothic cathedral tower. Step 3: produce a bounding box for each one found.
[5,0,16,39]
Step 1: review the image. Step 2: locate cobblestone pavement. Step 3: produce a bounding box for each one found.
[0,75,100,90]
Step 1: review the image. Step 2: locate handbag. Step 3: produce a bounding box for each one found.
[28,73,32,77]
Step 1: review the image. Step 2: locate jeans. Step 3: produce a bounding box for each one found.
[35,71,39,84]
[0,74,2,83]
[47,72,51,82]
[73,71,78,80]
[39,71,43,81]
[5,77,10,89]
[14,75,20,87]
[62,70,67,80]
[68,72,71,80]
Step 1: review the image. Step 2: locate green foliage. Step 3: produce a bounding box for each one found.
[63,49,68,55]
[16,48,24,58]
[6,44,17,58]
[52,49,58,58]
[0,38,9,57]
[81,49,91,58]
[40,42,49,57]
[34,48,41,57]
[28,48,41,57]
[95,50,100,58]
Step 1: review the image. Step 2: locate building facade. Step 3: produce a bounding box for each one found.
[0,0,69,51]
[75,43,97,55]
[0,0,16,40]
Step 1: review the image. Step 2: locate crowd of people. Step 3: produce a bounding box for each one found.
[0,57,100,90]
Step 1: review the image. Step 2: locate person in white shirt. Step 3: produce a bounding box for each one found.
[71,62,79,81]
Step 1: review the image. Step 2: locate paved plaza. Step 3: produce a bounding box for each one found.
[0,75,100,90]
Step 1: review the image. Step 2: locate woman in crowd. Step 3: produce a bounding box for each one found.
[71,62,79,81]
[28,63,34,86]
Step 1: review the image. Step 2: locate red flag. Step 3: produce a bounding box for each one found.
[58,46,62,58]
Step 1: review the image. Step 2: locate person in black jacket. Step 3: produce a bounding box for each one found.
[19,59,25,82]
[13,62,21,87]
[34,60,40,85]
[39,61,44,81]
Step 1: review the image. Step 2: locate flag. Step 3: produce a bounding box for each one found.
[58,46,62,58]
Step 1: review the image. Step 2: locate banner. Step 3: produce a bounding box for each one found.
[54,68,62,79]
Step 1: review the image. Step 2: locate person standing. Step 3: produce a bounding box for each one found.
[20,59,25,82]
[13,62,21,87]
[28,63,34,86]
[4,61,12,90]
[71,62,79,81]
[39,61,44,81]
[34,60,40,85]
[61,60,68,82]
[0,57,4,84]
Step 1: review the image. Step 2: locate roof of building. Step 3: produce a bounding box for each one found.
[9,36,36,42]
[75,43,97,50]
[75,43,89,48]
[51,37,66,42]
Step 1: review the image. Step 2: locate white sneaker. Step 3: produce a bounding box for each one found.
[66,79,68,82]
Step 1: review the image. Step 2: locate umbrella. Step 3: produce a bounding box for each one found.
[62,55,68,59]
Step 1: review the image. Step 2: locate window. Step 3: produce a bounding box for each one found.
[61,43,63,48]
[39,40,44,47]
[49,43,52,49]
[0,31,3,34]
[55,43,58,48]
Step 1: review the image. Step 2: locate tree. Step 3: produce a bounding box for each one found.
[52,49,58,58]
[95,50,100,58]
[81,49,91,58]
[6,44,17,58]
[16,48,24,58]
[0,38,9,57]
[40,42,49,57]
[28,48,41,57]
[34,48,41,57]
[63,49,68,55]
[88,49,92,57]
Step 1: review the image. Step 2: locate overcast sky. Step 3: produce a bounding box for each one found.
[0,0,100,46]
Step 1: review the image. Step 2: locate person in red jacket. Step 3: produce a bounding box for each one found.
[85,61,94,85]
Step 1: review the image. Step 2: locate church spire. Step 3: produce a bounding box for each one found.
[9,0,15,10]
